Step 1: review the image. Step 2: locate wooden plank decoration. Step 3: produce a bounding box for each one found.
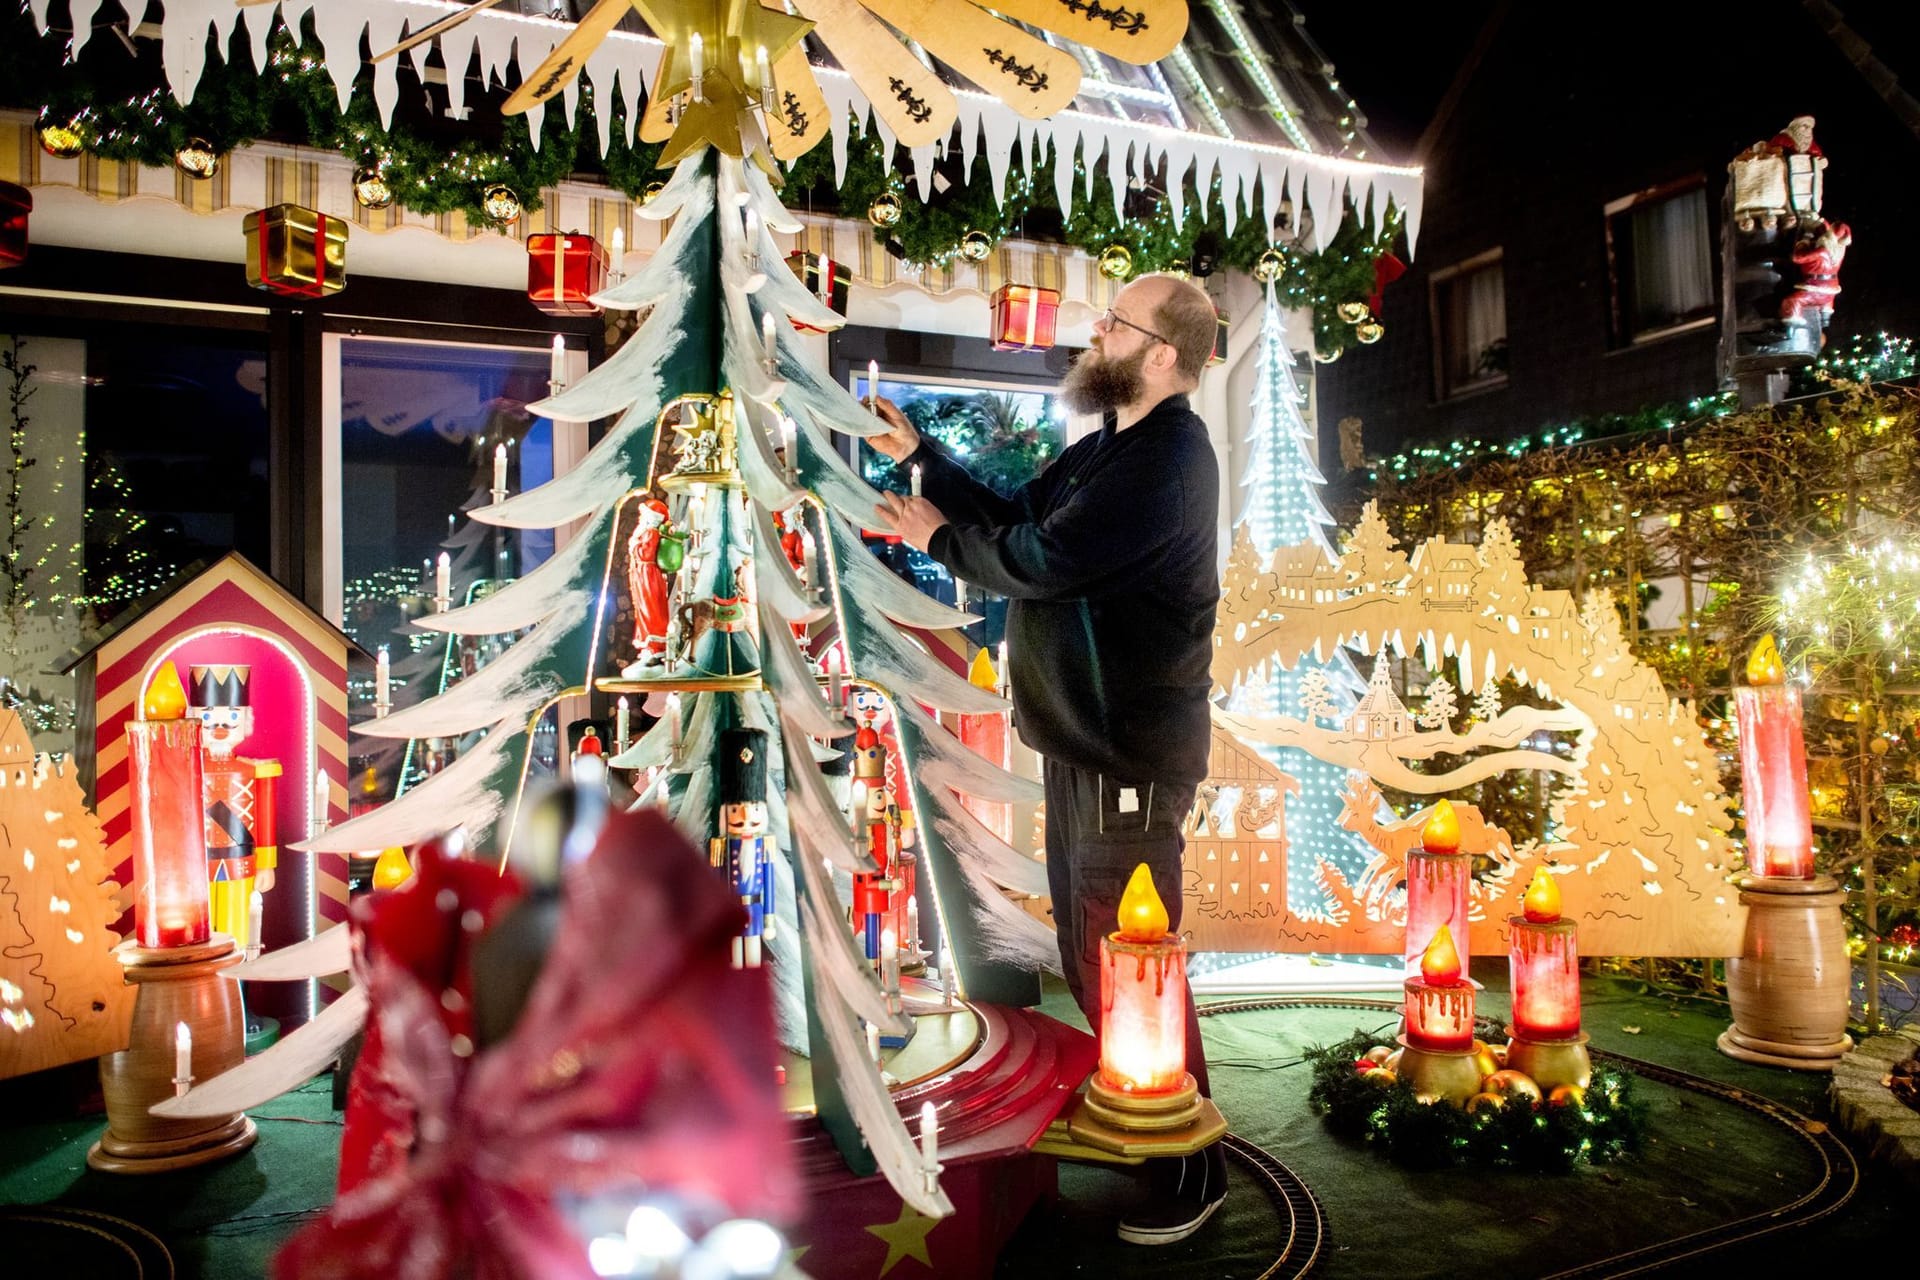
[503,0,641,117]
[982,0,1190,64]
[0,711,136,1080]
[858,0,1082,120]
[1207,504,1745,958]
[790,0,959,147]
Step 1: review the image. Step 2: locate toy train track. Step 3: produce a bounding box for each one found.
[1218,1131,1326,1280]
[1197,996,1858,1279]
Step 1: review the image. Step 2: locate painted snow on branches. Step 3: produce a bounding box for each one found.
[1209,506,1742,957]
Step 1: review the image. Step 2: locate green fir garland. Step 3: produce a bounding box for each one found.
[3,5,1403,349]
[1305,1030,1646,1172]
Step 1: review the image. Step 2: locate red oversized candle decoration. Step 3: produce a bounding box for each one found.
[1403,925,1474,1051]
[1734,635,1815,879]
[1509,868,1581,1040]
[957,649,1012,843]
[1097,865,1188,1095]
[126,663,212,948]
[1404,799,1471,976]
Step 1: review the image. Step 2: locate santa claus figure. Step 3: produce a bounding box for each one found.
[622,497,681,674]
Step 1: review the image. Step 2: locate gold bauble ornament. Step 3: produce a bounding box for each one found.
[174,138,219,179]
[353,168,395,210]
[1547,1083,1588,1110]
[1469,1040,1500,1080]
[642,181,667,205]
[1337,299,1371,324]
[1098,243,1134,281]
[38,122,83,159]
[1356,320,1386,344]
[868,191,903,229]
[1383,1048,1404,1073]
[1253,247,1286,284]
[1482,1069,1544,1106]
[1361,1067,1397,1087]
[1363,1045,1394,1065]
[482,184,523,225]
[1164,259,1191,279]
[959,230,992,262]
[1311,348,1342,364]
[1465,1091,1507,1116]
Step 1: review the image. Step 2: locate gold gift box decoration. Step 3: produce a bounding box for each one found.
[242,204,349,298]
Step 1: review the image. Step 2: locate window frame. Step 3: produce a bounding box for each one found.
[1427,248,1509,402]
[1603,175,1717,348]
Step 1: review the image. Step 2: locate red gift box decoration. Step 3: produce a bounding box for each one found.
[785,251,850,332]
[990,283,1060,352]
[526,232,609,316]
[242,204,348,299]
[0,180,29,270]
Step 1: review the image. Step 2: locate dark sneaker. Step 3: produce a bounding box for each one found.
[1116,1144,1227,1245]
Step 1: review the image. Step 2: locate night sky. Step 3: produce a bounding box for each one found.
[1288,1,1498,161]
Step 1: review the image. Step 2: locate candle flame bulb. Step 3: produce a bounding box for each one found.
[967,648,998,691]
[143,662,188,720]
[372,845,413,891]
[1523,866,1562,923]
[1420,923,1463,985]
[1747,634,1785,686]
[1115,863,1169,942]
[1421,798,1461,854]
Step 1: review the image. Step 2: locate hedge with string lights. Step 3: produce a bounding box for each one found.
[2,6,1402,357]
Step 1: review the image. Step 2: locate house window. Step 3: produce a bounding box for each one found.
[1429,250,1507,398]
[1606,180,1714,343]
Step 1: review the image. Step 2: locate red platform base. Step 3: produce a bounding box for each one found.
[789,1001,1096,1278]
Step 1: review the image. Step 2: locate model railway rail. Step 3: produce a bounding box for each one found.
[1197,996,1859,1279]
[1219,1131,1327,1280]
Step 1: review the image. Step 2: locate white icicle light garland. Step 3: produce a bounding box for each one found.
[35,0,1422,255]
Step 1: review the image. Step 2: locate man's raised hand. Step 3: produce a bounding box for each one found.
[864,396,922,461]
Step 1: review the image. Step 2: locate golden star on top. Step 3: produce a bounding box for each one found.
[634,0,813,165]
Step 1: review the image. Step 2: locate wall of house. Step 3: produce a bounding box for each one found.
[1318,3,1920,466]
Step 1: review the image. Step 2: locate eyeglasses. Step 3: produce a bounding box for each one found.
[1098,308,1173,347]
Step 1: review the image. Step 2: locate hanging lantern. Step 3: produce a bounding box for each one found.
[959,230,993,262]
[174,138,219,180]
[353,168,395,210]
[526,232,609,316]
[38,121,83,159]
[785,252,850,333]
[242,204,350,299]
[988,282,1060,353]
[1356,320,1386,344]
[1253,247,1286,284]
[1097,243,1133,280]
[0,181,29,270]
[482,184,523,226]
[1337,300,1371,324]
[868,191,903,229]
[1207,307,1229,367]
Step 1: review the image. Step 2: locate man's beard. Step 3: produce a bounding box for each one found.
[1060,342,1149,415]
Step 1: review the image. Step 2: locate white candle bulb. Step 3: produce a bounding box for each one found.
[667,693,682,753]
[493,442,507,494]
[762,312,778,366]
[941,953,956,1006]
[248,890,264,955]
[688,33,704,100]
[550,334,567,387]
[616,696,631,753]
[313,768,329,828]
[997,640,1009,694]
[866,1020,881,1064]
[436,552,451,604]
[920,1100,939,1172]
[910,464,923,498]
[375,645,391,708]
[610,225,625,270]
[867,360,880,409]
[907,896,920,951]
[175,1021,192,1082]
[828,647,843,708]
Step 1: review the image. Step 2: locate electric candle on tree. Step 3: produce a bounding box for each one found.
[1097,864,1189,1095]
[125,662,212,949]
[1404,799,1471,976]
[1734,635,1815,879]
[1509,868,1581,1041]
[1403,925,1474,1051]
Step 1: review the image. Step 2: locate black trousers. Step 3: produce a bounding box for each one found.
[1042,758,1210,1096]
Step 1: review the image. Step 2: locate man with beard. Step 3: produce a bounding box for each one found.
[869,272,1226,1245]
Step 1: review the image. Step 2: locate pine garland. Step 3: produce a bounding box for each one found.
[1305,1030,1646,1171]
[5,8,1406,348]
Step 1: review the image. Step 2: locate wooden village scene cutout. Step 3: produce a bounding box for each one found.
[1191,504,1742,958]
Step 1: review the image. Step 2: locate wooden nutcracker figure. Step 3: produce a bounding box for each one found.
[851,724,898,964]
[190,665,281,954]
[714,728,776,969]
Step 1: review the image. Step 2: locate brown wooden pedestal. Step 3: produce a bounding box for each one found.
[88,934,258,1174]
[1720,874,1855,1072]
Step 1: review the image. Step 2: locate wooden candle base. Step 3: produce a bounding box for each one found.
[1067,1072,1228,1157]
[87,934,257,1175]
[1504,1031,1592,1090]
[1722,874,1854,1073]
[1394,1037,1486,1105]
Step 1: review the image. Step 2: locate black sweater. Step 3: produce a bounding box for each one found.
[911,393,1220,786]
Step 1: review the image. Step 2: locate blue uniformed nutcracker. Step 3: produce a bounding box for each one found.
[714,727,775,969]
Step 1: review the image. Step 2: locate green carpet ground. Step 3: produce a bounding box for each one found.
[1,968,1911,1278]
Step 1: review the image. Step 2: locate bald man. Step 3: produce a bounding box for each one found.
[872,272,1227,1245]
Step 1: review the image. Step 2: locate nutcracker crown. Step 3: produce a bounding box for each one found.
[189,664,251,708]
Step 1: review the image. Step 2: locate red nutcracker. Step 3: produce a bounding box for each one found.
[851,724,898,964]
[190,665,281,955]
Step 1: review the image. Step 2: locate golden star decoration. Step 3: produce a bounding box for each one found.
[632,0,814,165]
[865,1200,939,1277]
